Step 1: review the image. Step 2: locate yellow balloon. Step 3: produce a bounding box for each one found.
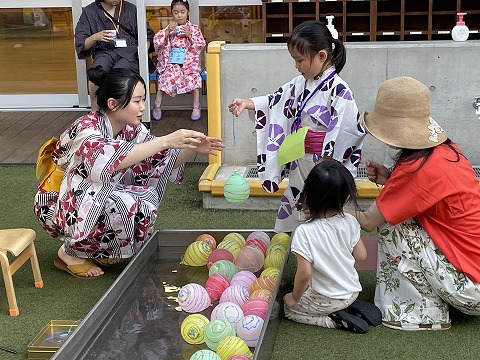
[180,314,210,345]
[270,232,291,247]
[182,241,212,266]
[216,336,253,360]
[261,267,280,280]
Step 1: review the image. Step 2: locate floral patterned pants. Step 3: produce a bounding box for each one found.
[375,219,480,330]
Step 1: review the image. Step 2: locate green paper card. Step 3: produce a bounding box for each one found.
[277,126,309,165]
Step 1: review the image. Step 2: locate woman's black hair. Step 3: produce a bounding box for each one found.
[171,0,189,11]
[287,20,346,74]
[297,160,359,221]
[394,139,462,172]
[87,66,146,110]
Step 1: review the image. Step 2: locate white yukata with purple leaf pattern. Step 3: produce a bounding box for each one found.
[251,67,366,232]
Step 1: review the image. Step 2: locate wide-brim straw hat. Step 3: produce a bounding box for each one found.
[361,76,447,149]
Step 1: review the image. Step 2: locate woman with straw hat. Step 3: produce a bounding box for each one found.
[346,76,480,330]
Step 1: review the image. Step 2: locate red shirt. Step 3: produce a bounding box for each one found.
[376,143,480,282]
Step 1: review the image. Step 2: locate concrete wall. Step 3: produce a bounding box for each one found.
[219,41,480,168]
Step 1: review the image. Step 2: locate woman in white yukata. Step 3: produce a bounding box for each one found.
[229,20,366,233]
[34,68,223,278]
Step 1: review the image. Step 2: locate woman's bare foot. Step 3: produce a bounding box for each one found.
[57,246,104,277]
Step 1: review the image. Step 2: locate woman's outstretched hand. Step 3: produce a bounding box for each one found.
[195,136,224,155]
[163,129,207,149]
[163,130,224,155]
[365,160,391,185]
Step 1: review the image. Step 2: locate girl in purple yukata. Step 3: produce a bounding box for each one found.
[152,0,206,121]
[34,68,223,278]
[229,20,366,233]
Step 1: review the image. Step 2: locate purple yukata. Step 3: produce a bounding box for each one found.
[251,67,366,232]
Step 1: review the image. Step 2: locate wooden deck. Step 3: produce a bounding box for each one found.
[0,109,208,164]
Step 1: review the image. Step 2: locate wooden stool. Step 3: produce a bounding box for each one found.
[0,228,43,316]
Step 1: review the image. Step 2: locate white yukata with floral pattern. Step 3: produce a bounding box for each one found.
[34,112,183,260]
[251,67,366,233]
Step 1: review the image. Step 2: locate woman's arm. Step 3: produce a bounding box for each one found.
[117,129,208,170]
[345,202,386,233]
[173,136,224,168]
[283,255,312,309]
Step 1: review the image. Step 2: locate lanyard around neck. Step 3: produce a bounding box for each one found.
[291,70,336,133]
[102,1,123,34]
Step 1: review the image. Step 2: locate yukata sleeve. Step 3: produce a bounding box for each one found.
[153,29,169,53]
[188,25,206,54]
[322,82,366,176]
[74,11,94,60]
[122,125,184,185]
[153,29,170,72]
[251,81,297,193]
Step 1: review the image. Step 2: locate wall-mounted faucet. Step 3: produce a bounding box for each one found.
[474,96,480,120]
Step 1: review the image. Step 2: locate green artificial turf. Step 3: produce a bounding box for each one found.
[0,164,479,360]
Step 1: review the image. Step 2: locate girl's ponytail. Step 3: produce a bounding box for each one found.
[331,38,346,74]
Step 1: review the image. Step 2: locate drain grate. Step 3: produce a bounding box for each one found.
[245,165,480,179]
[475,166,480,178]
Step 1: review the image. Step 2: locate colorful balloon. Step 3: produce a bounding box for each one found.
[182,241,213,266]
[204,319,236,351]
[244,239,267,256]
[241,298,269,320]
[219,285,249,307]
[181,314,209,344]
[246,231,270,247]
[209,260,238,281]
[234,246,264,273]
[222,233,246,247]
[264,250,285,270]
[217,240,242,259]
[190,349,221,360]
[270,232,291,247]
[260,267,280,280]
[236,315,264,347]
[211,302,244,326]
[250,276,277,293]
[227,355,251,360]
[249,289,273,303]
[197,233,217,251]
[208,249,235,269]
[224,173,250,204]
[205,274,230,301]
[230,270,257,292]
[216,336,253,360]
[178,283,212,313]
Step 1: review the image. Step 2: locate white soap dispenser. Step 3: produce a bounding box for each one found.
[326,15,338,40]
[452,12,469,42]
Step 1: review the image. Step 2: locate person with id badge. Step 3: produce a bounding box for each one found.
[228,20,366,233]
[74,0,155,112]
[152,0,206,121]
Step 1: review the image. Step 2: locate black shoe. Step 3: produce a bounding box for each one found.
[347,299,382,326]
[328,310,370,334]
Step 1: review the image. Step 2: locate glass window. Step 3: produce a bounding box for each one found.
[0,7,76,94]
